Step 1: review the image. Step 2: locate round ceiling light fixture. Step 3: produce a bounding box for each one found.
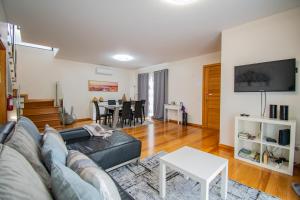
[165,0,197,5]
[112,54,134,62]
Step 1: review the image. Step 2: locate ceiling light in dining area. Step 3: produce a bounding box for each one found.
[164,0,198,5]
[112,54,134,62]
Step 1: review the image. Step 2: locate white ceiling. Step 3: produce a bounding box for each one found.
[2,0,300,68]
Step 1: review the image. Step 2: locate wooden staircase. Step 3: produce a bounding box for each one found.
[23,99,62,132]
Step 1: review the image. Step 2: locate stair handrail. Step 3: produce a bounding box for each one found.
[55,81,65,128]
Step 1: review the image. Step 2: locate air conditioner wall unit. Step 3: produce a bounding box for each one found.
[95,67,113,76]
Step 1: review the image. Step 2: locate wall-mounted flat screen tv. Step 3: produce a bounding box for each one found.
[234,58,296,92]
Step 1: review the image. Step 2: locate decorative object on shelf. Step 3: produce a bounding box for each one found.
[122,94,127,102]
[238,132,256,140]
[266,137,277,143]
[238,148,260,163]
[240,113,250,117]
[279,105,289,120]
[269,104,277,119]
[279,129,290,146]
[99,96,104,102]
[88,80,118,92]
[263,148,269,165]
[170,101,176,105]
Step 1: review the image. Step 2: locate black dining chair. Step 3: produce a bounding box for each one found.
[108,100,116,105]
[133,101,143,125]
[107,99,116,114]
[120,101,133,128]
[93,101,111,125]
[118,99,123,105]
[141,99,146,121]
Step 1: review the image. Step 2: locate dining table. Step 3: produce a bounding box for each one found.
[102,104,136,129]
[103,104,121,129]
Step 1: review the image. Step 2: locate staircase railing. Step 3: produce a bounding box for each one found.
[55,81,65,128]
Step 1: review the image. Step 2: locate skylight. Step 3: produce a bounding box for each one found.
[14,26,54,51]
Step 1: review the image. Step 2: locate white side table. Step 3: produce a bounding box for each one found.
[159,146,228,200]
[164,104,181,124]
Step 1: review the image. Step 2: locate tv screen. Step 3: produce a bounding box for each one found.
[234,59,296,92]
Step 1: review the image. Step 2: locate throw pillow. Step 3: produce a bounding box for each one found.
[17,116,42,146]
[67,150,121,200]
[42,131,69,172]
[4,124,51,188]
[43,124,66,148]
[0,144,53,200]
[51,161,100,200]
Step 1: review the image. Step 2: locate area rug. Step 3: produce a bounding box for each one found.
[109,152,279,200]
[115,120,153,129]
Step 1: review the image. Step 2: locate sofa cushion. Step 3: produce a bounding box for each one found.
[0,144,53,200]
[42,132,68,172]
[51,161,100,200]
[67,129,141,169]
[5,124,50,188]
[18,116,42,146]
[43,124,67,148]
[67,150,121,200]
[0,121,16,143]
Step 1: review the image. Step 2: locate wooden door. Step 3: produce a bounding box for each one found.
[0,40,7,124]
[202,63,221,130]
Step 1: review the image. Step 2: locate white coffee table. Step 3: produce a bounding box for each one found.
[159,146,228,200]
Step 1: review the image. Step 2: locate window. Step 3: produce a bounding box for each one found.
[14,26,54,51]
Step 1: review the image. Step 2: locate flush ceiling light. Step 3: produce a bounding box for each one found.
[165,0,197,5]
[112,54,134,62]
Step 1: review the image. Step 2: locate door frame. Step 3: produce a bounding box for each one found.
[0,39,7,124]
[202,63,221,129]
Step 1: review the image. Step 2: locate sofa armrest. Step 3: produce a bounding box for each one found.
[59,128,91,143]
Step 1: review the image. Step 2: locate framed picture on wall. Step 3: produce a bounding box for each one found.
[88,80,118,92]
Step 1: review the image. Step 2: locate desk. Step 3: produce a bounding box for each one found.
[164,104,181,124]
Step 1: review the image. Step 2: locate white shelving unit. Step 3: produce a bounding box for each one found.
[234,116,296,175]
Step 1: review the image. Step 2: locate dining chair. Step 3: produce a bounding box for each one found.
[133,101,143,125]
[121,101,133,128]
[107,100,117,118]
[118,99,123,105]
[108,100,116,105]
[93,101,111,125]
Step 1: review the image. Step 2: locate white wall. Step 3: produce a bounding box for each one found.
[16,45,134,119]
[136,52,221,125]
[220,8,300,161]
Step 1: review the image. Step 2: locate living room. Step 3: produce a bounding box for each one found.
[0,0,300,200]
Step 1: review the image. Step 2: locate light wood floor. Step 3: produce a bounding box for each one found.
[66,119,300,200]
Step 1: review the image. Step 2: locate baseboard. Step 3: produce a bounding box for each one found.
[168,119,202,128]
[76,118,92,122]
[218,144,234,151]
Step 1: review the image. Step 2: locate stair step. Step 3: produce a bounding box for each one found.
[33,119,61,128]
[38,125,63,133]
[24,113,61,121]
[24,99,54,109]
[23,107,59,115]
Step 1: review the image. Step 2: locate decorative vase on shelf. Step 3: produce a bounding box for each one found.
[263,149,269,165]
[122,94,127,102]
[92,97,98,102]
